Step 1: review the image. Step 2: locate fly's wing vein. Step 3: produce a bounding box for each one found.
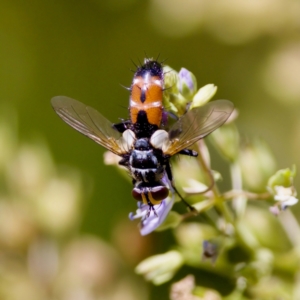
[165,100,234,155]
[51,96,127,156]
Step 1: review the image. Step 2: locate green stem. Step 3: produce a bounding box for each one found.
[195,141,258,256]
[223,190,271,201]
[195,140,234,224]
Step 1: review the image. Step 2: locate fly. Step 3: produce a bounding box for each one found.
[51,59,234,216]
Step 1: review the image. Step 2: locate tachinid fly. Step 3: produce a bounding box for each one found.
[51,58,234,216]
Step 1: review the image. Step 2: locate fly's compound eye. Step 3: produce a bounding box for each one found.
[132,188,143,201]
[150,186,169,200]
[132,186,169,201]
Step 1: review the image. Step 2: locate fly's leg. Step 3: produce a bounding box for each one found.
[113,120,132,133]
[118,156,129,167]
[178,149,198,157]
[165,162,197,213]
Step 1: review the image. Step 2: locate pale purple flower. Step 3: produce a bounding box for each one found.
[178,68,197,98]
[129,196,175,236]
[269,185,298,215]
[274,186,298,210]
[178,68,195,91]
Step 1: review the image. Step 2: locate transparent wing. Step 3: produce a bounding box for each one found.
[51,96,129,156]
[164,100,234,155]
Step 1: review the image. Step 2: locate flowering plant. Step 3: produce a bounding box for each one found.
[107,64,299,299]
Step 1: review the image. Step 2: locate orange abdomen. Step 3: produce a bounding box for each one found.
[130,74,163,127]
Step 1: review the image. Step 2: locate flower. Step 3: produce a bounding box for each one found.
[267,165,296,191]
[135,250,184,285]
[177,68,197,100]
[163,66,199,116]
[273,185,298,210]
[190,84,217,109]
[129,196,174,236]
[163,65,181,114]
[163,65,179,95]
[267,166,298,213]
[163,65,221,118]
[170,275,202,300]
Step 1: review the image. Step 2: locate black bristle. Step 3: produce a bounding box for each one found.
[134,59,163,78]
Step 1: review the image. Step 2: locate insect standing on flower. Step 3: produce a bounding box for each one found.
[51,58,234,216]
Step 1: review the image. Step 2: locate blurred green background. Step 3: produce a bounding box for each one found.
[0,0,300,299]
